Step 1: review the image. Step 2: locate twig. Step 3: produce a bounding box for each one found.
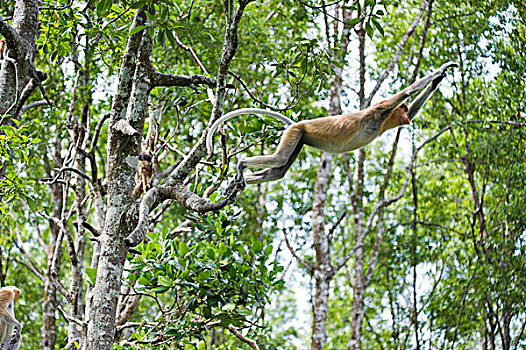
[40,167,92,185]
[89,113,110,152]
[20,100,48,114]
[463,119,526,127]
[226,324,260,350]
[282,228,314,274]
[57,305,85,327]
[173,31,209,75]
[364,0,427,107]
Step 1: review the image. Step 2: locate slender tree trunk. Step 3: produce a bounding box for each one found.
[501,308,511,350]
[311,152,333,350]
[350,19,367,349]
[41,139,63,350]
[310,4,354,347]
[349,238,365,350]
[0,0,39,115]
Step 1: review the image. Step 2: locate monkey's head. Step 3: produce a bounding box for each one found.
[380,103,410,134]
[0,286,20,305]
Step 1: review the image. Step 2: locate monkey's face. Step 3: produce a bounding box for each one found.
[380,103,410,134]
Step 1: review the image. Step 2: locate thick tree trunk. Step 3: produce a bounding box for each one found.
[0,0,38,114]
[0,0,39,184]
[85,10,149,349]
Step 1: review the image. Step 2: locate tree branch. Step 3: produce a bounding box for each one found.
[151,72,218,88]
[127,0,254,246]
[124,183,239,247]
[226,324,260,350]
[364,0,427,107]
[283,228,314,274]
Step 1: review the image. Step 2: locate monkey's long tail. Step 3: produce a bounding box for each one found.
[206,108,294,156]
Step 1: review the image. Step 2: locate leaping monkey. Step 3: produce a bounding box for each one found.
[207,62,457,192]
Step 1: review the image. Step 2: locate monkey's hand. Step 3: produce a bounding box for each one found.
[439,61,458,73]
[432,62,458,89]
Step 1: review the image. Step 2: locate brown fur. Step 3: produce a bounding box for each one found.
[0,286,21,346]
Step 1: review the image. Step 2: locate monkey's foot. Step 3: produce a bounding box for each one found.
[224,179,246,196]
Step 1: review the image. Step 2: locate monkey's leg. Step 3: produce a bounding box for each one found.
[245,141,303,184]
[226,125,304,192]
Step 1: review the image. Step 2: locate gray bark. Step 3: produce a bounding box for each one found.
[309,5,355,350]
[85,9,149,349]
[40,137,64,350]
[311,152,333,350]
[84,1,252,346]
[0,0,39,116]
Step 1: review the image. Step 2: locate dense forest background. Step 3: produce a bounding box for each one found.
[0,0,524,349]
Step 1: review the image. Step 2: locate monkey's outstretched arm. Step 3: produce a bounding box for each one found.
[377,61,458,111]
[407,73,445,120]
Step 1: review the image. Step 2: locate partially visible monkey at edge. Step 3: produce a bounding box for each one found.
[0,286,22,350]
[207,62,457,192]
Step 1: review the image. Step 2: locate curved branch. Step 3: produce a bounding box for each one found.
[127,0,254,246]
[125,182,240,247]
[226,324,260,350]
[283,228,314,274]
[40,166,92,184]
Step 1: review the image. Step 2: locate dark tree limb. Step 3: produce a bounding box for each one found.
[151,72,217,88]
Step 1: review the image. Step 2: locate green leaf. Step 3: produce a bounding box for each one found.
[236,307,252,316]
[253,240,263,254]
[152,286,170,293]
[166,29,176,47]
[372,18,384,36]
[179,241,188,256]
[85,267,98,285]
[137,276,151,286]
[365,21,375,38]
[347,17,361,26]
[158,275,173,287]
[132,0,148,9]
[197,270,213,281]
[130,25,147,36]
[187,297,198,311]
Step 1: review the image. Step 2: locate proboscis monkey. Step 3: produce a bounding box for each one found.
[207,62,457,191]
[0,286,21,350]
